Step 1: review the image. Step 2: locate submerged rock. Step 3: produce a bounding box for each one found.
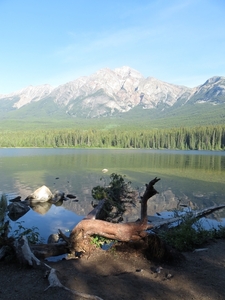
[66,194,76,199]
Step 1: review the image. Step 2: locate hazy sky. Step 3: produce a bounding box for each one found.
[0,0,224,94]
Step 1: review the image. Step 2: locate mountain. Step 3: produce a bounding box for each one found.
[0,66,224,129]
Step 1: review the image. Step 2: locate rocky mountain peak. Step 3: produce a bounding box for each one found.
[192,76,225,104]
[0,67,224,119]
[204,76,224,85]
[1,84,54,109]
[114,66,144,79]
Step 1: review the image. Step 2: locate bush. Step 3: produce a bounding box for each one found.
[159,213,225,251]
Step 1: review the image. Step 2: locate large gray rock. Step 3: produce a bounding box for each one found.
[26,185,53,202]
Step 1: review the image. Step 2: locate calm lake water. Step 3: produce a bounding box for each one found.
[1,148,225,242]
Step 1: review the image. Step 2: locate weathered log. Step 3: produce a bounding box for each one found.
[30,242,68,259]
[27,203,225,259]
[29,229,73,259]
[69,178,160,252]
[70,219,153,250]
[150,204,225,229]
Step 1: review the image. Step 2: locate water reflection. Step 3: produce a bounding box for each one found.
[0,149,224,241]
[29,201,52,215]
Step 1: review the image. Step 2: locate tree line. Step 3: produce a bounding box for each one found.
[0,125,224,150]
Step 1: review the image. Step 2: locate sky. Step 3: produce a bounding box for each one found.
[0,0,225,94]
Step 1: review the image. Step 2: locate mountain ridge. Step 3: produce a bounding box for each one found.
[0,66,224,127]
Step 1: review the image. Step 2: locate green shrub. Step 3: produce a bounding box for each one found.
[13,221,43,244]
[90,235,113,248]
[92,173,133,220]
[159,213,225,251]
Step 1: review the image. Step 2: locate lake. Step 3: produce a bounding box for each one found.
[1,148,225,242]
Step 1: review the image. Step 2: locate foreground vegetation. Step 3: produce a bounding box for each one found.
[0,124,225,150]
[159,213,225,251]
[1,173,225,263]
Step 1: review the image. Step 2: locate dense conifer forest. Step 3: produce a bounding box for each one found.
[1,125,224,150]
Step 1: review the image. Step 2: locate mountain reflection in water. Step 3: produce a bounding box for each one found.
[0,148,224,242]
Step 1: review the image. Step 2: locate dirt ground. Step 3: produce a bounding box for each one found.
[0,239,225,300]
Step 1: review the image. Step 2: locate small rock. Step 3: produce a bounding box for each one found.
[9,196,21,202]
[66,194,77,199]
[47,233,60,244]
[156,266,163,274]
[166,273,173,279]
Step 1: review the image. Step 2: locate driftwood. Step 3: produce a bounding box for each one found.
[68,178,160,253]
[68,178,225,253]
[13,236,103,300]
[30,242,68,259]
[150,204,225,229]
[26,178,225,259]
[11,202,225,261]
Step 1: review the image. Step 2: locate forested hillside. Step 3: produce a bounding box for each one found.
[1,125,224,150]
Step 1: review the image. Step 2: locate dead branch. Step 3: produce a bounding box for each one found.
[85,199,106,220]
[30,242,68,259]
[68,179,161,253]
[14,236,103,299]
[141,177,160,224]
[58,228,70,243]
[150,204,225,229]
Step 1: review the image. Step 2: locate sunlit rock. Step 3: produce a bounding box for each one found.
[26,185,53,202]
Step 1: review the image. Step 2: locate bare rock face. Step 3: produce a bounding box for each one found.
[138,77,190,108]
[2,84,54,109]
[191,76,225,104]
[50,66,191,117]
[1,66,224,119]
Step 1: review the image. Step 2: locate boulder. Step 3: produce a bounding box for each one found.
[7,202,30,221]
[26,185,53,202]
